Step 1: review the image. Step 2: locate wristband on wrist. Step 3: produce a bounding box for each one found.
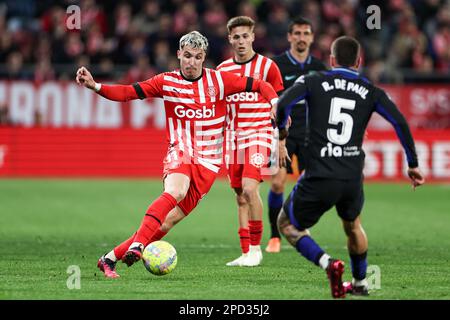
[270,97,279,107]
[94,82,101,92]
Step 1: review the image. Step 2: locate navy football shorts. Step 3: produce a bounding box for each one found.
[283,177,364,230]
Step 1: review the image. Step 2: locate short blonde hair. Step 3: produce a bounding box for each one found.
[179,31,209,52]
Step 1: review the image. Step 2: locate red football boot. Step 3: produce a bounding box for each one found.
[97,255,120,278]
[326,259,346,298]
[122,246,143,267]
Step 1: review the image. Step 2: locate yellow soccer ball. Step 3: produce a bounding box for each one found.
[142,241,178,276]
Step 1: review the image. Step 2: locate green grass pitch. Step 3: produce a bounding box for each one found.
[0,179,449,300]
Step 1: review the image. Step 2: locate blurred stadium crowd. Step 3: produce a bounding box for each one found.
[0,0,449,84]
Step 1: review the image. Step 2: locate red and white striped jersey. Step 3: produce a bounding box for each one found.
[217,54,283,151]
[133,68,274,173]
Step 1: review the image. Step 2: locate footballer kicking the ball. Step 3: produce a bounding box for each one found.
[76,31,279,278]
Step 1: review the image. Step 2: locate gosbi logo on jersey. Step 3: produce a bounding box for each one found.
[250,153,265,168]
[174,105,216,119]
[226,92,259,102]
[252,73,260,80]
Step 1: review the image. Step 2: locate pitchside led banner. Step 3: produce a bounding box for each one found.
[0,81,448,181]
[1,82,448,130]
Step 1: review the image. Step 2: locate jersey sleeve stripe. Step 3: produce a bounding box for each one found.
[132,83,146,100]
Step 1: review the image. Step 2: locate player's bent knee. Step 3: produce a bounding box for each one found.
[241,185,258,202]
[277,209,309,245]
[342,218,363,236]
[271,169,287,193]
[236,194,247,207]
[271,180,285,194]
[164,188,188,202]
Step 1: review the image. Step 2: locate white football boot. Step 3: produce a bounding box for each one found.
[241,245,263,267]
[226,253,248,266]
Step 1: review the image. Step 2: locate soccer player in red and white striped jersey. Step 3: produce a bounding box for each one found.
[216,17,284,267]
[76,31,279,278]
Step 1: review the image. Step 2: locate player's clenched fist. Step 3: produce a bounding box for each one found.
[407,167,425,190]
[76,66,96,90]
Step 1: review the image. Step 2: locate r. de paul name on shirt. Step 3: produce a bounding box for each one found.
[321,79,368,100]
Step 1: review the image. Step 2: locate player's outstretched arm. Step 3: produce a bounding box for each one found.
[375,90,425,189]
[75,66,140,102]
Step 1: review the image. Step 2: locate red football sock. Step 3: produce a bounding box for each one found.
[249,220,263,246]
[134,192,178,246]
[113,232,137,260]
[149,228,167,244]
[238,228,250,254]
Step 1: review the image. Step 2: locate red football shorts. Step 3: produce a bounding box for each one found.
[225,144,271,189]
[163,150,217,215]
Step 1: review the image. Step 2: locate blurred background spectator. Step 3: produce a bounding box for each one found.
[0,0,448,84]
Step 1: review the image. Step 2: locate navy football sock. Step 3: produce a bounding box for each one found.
[350,251,368,280]
[295,236,325,266]
[268,191,283,238]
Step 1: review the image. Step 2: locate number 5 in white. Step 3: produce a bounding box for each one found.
[327,97,356,145]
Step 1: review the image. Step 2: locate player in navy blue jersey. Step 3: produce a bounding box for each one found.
[275,36,425,298]
[266,17,327,253]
